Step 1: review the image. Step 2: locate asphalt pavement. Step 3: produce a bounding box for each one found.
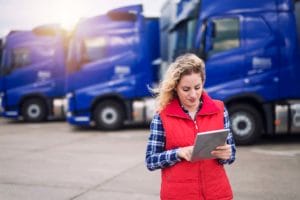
[0,118,300,200]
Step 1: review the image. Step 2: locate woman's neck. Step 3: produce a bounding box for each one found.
[183,104,199,113]
[180,99,203,119]
[188,110,197,120]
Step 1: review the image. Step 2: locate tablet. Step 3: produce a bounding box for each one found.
[190,129,229,162]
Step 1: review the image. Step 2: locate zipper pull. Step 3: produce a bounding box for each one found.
[194,120,198,131]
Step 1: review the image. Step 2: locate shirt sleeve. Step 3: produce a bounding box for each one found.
[219,107,236,165]
[145,113,181,171]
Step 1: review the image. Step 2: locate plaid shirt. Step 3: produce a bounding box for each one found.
[145,106,236,171]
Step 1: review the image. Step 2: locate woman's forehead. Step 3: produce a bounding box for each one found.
[178,73,202,84]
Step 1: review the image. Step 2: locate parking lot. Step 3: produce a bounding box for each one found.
[0,118,300,200]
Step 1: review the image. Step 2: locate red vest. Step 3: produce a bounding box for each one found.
[160,92,233,200]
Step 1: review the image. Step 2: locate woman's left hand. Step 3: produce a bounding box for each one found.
[211,144,232,160]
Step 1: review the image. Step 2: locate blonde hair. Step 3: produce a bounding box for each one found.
[153,53,205,112]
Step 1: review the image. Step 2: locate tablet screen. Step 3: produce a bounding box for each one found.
[190,129,229,161]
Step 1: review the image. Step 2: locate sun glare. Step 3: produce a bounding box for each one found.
[49,0,144,31]
[53,0,87,31]
[1,0,145,36]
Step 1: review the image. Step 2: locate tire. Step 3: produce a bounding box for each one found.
[22,98,47,122]
[94,100,125,130]
[228,104,263,145]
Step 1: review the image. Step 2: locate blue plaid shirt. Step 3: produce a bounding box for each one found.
[145,106,236,171]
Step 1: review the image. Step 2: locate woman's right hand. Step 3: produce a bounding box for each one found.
[177,146,194,161]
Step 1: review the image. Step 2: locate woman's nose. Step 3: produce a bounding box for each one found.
[189,89,197,97]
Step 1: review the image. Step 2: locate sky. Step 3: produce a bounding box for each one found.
[0,0,167,37]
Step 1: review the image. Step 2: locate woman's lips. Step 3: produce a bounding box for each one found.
[188,98,196,103]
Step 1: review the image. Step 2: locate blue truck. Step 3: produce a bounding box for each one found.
[0,25,67,121]
[160,0,300,144]
[65,5,160,130]
[0,38,3,103]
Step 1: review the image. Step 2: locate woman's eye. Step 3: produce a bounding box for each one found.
[183,88,189,91]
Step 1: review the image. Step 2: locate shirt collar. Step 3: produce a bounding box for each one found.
[180,99,203,114]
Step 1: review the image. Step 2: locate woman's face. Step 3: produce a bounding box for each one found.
[176,72,203,112]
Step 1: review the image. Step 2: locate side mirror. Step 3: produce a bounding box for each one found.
[204,21,216,53]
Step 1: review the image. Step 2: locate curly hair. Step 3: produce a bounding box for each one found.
[153,53,205,112]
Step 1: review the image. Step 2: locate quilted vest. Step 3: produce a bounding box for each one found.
[159,92,233,200]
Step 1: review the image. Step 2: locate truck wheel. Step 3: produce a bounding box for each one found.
[94,101,125,130]
[22,98,47,122]
[228,104,262,145]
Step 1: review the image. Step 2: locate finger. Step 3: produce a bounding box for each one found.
[211,151,231,159]
[184,151,192,161]
[214,149,232,156]
[216,145,230,150]
[212,154,230,160]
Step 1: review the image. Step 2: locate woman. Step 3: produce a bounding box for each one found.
[145,53,236,200]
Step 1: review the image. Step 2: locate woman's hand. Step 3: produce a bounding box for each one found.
[211,144,232,160]
[177,146,194,161]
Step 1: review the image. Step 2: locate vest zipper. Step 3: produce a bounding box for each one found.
[194,120,199,132]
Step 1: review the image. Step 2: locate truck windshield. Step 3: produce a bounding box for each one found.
[171,0,200,59]
[173,17,198,59]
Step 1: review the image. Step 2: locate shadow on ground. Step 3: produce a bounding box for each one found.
[257,134,300,145]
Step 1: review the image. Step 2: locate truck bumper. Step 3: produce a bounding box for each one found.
[66,112,91,126]
[2,110,19,119]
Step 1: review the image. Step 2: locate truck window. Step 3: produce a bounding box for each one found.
[12,48,31,68]
[12,44,55,70]
[81,35,135,65]
[209,18,240,56]
[82,37,107,63]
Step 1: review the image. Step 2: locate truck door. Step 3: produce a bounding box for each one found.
[3,41,57,110]
[203,16,244,100]
[204,15,279,101]
[243,15,279,101]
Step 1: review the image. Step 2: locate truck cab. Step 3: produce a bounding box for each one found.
[161,0,300,144]
[65,5,160,129]
[0,38,3,114]
[0,25,67,121]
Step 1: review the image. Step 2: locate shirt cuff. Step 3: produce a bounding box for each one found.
[218,154,235,165]
[218,159,228,165]
[174,148,182,162]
